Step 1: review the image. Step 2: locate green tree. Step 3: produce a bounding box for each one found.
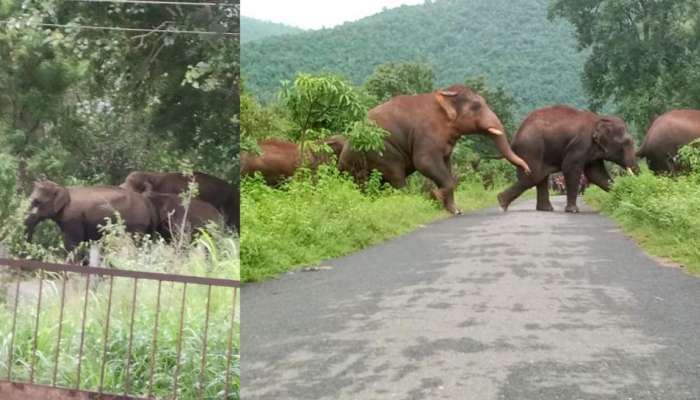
[549,0,700,132]
[364,62,435,103]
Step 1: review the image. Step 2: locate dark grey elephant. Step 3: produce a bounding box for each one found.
[498,106,638,213]
[144,191,224,241]
[25,181,158,251]
[121,171,239,232]
[637,109,700,173]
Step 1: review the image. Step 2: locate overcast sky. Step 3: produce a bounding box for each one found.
[242,0,425,30]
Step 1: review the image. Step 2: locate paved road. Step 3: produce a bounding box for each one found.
[242,197,700,399]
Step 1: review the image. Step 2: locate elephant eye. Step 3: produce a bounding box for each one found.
[469,101,482,112]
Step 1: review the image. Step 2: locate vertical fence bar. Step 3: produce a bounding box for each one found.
[75,272,91,389]
[197,285,212,400]
[223,287,238,400]
[98,276,115,393]
[123,278,139,396]
[7,279,21,381]
[29,272,45,383]
[148,280,163,398]
[172,283,188,400]
[52,272,68,386]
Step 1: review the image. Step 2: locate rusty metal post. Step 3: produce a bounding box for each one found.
[29,272,45,383]
[224,287,238,400]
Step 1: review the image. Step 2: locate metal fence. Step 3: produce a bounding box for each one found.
[0,258,240,400]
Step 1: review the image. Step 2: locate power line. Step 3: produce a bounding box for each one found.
[67,0,231,6]
[2,21,238,36]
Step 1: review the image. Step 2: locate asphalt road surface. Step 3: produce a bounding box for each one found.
[242,197,700,399]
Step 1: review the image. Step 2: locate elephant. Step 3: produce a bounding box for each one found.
[143,191,223,241]
[120,171,239,232]
[25,180,158,251]
[637,109,700,174]
[240,135,347,185]
[337,84,531,214]
[497,106,638,213]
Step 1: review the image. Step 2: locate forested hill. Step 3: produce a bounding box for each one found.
[242,0,587,116]
[241,16,304,43]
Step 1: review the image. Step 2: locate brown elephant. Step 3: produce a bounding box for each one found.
[498,106,638,213]
[143,191,223,240]
[25,181,158,251]
[336,84,531,214]
[240,135,347,185]
[637,109,700,174]
[120,171,238,232]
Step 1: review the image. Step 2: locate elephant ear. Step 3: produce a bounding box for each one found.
[53,186,70,214]
[592,118,613,149]
[436,91,459,121]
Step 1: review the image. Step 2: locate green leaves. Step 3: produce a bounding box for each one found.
[280,73,367,140]
[364,62,435,103]
[550,0,700,132]
[346,119,388,153]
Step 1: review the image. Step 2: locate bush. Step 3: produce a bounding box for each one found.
[241,165,505,282]
[585,169,700,274]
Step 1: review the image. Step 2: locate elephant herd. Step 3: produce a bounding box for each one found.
[25,171,239,252]
[242,85,700,214]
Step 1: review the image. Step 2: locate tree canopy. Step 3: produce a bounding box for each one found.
[549,0,700,133]
[0,0,239,186]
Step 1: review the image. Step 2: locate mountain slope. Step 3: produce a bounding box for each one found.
[242,0,587,116]
[241,16,304,43]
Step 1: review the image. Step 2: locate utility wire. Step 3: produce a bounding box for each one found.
[1,21,238,36]
[67,0,231,6]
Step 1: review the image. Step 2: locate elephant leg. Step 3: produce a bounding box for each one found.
[584,161,612,191]
[535,177,553,211]
[563,164,584,213]
[497,172,538,211]
[414,154,460,214]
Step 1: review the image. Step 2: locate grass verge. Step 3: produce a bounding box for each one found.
[241,167,512,282]
[585,172,700,276]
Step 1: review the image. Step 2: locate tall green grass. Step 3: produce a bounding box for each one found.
[585,170,700,275]
[0,229,240,399]
[241,166,507,282]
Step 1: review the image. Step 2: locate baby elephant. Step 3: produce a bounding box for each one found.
[25,181,158,251]
[144,191,224,241]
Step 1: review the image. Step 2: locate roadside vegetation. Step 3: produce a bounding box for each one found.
[241,167,513,282]
[241,64,522,282]
[585,142,700,276]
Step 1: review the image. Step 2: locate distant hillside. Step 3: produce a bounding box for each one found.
[241,16,304,43]
[242,0,588,117]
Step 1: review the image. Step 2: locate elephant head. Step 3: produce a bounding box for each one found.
[324,135,347,159]
[593,117,639,173]
[25,180,70,242]
[435,85,530,174]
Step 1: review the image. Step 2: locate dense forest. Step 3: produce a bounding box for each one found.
[241,16,303,43]
[241,0,587,116]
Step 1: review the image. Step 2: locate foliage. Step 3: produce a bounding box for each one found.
[241,165,506,282]
[549,0,700,133]
[364,62,435,103]
[280,73,369,139]
[0,0,239,186]
[242,0,586,116]
[585,169,700,275]
[345,118,388,153]
[677,139,700,174]
[241,16,303,43]
[0,227,240,399]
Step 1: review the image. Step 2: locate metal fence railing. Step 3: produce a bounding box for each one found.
[0,258,239,400]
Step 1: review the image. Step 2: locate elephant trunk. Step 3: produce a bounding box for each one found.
[24,213,40,243]
[489,133,531,175]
